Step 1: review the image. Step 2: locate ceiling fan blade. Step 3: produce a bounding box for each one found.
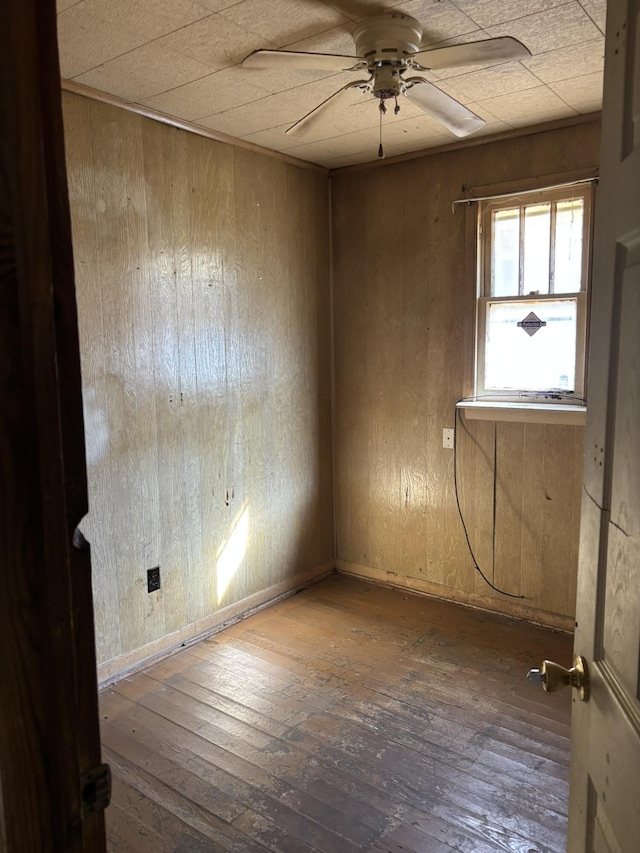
[287,81,370,137]
[404,78,485,137]
[414,37,531,71]
[242,49,365,72]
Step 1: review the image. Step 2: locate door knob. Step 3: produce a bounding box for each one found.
[527,655,590,701]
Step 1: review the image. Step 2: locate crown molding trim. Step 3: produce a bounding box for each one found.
[329,111,602,175]
[61,79,329,176]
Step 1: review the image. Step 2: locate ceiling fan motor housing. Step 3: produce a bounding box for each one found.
[353,14,423,65]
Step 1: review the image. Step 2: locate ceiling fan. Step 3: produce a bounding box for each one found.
[242,12,531,147]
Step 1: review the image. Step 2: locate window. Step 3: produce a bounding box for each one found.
[475,183,593,406]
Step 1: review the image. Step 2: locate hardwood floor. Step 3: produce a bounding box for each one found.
[100,574,574,852]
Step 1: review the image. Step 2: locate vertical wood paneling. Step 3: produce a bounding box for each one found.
[333,121,599,623]
[188,134,228,619]
[221,146,242,604]
[540,425,584,615]
[64,93,122,662]
[132,124,163,649]
[367,170,402,575]
[258,157,292,589]
[397,217,429,582]
[493,422,526,598]
[313,176,333,566]
[520,424,547,603]
[287,166,327,574]
[454,417,495,598]
[469,421,497,599]
[174,128,204,637]
[333,176,370,566]
[566,428,584,617]
[233,147,265,601]
[89,104,149,656]
[63,93,332,668]
[140,121,189,637]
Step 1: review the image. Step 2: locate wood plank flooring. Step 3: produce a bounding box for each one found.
[100,574,574,852]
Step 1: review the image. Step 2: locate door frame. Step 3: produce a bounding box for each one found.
[0,0,106,849]
[568,0,640,848]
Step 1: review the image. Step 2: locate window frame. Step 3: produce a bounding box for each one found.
[474,181,595,406]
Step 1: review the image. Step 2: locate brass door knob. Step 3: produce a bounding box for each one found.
[527,655,590,701]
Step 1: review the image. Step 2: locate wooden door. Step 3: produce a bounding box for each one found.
[0,0,107,849]
[568,0,640,849]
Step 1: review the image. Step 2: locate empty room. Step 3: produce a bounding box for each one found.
[2,0,639,851]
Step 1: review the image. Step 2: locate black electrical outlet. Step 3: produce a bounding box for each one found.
[147,566,161,593]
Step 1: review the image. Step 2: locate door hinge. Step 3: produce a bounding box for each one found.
[81,763,111,818]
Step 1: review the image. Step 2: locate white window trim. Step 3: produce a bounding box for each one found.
[457,400,587,426]
[464,178,596,422]
[476,291,589,400]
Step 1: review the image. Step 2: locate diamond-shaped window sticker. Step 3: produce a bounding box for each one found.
[517,311,547,337]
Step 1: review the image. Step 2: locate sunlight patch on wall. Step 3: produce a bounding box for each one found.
[82,386,109,465]
[216,504,249,606]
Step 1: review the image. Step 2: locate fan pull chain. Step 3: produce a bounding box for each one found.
[378,100,385,159]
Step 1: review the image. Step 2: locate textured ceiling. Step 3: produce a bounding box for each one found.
[57,0,606,168]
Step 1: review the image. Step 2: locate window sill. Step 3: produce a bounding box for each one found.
[457,401,587,426]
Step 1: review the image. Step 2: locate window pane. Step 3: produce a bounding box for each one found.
[554,199,584,293]
[523,203,551,294]
[491,208,519,296]
[485,299,577,392]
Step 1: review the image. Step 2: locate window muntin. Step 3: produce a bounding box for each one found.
[477,184,592,403]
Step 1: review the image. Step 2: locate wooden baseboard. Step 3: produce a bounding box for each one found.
[97,562,336,686]
[336,560,574,633]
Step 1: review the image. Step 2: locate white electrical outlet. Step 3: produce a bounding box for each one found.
[442,428,454,449]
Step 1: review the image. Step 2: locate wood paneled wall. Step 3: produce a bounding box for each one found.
[332,121,601,627]
[62,93,333,673]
